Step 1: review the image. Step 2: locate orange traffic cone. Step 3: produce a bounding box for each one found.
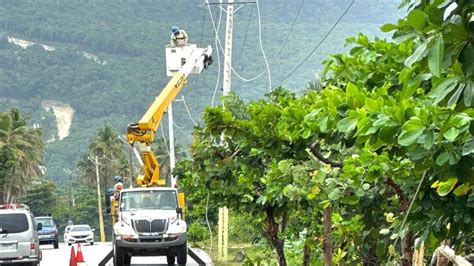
[69,245,77,266]
[76,243,84,263]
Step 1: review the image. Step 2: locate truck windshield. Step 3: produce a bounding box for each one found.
[0,213,29,233]
[120,190,178,211]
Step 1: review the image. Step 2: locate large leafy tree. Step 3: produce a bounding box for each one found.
[178,0,473,264]
[24,181,58,216]
[0,108,44,203]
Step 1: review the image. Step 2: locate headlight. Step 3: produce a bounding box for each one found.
[116,224,137,237]
[170,216,178,224]
[167,220,186,234]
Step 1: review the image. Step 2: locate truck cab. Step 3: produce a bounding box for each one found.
[112,187,187,265]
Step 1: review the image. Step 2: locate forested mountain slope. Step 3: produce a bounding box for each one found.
[0,0,403,181]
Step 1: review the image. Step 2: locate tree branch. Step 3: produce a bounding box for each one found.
[386,177,409,211]
[309,142,344,168]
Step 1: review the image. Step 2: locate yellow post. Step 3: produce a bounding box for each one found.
[95,155,106,242]
[218,208,223,262]
[217,207,229,262]
[223,207,228,261]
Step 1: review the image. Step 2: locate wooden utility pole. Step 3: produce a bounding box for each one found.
[94,155,106,242]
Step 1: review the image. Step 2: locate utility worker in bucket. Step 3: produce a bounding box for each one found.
[113,175,123,199]
[170,26,188,47]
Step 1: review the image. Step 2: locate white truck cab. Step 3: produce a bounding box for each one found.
[112,187,187,265]
[0,204,42,266]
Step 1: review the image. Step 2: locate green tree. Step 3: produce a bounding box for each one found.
[0,108,45,203]
[24,181,58,216]
[178,0,474,264]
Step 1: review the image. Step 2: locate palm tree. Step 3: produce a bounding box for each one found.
[78,125,126,192]
[0,109,45,203]
[77,153,97,187]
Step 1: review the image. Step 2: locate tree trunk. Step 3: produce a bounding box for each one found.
[387,177,413,266]
[303,241,311,266]
[266,207,287,266]
[323,205,332,266]
[401,231,414,266]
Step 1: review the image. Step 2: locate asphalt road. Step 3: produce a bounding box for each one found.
[40,242,208,265]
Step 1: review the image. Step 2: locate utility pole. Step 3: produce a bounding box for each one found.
[219,1,234,261]
[63,168,73,223]
[168,103,176,188]
[94,155,106,243]
[223,0,234,96]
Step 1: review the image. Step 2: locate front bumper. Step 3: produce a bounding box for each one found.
[115,233,186,249]
[66,236,94,244]
[0,255,40,264]
[38,234,57,244]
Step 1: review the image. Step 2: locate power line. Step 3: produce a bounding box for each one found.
[232,0,305,83]
[159,124,170,156]
[255,0,271,91]
[181,96,198,126]
[207,0,224,107]
[173,121,185,129]
[190,4,208,112]
[277,0,355,86]
[237,5,253,60]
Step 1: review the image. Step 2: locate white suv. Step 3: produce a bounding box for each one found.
[0,204,42,265]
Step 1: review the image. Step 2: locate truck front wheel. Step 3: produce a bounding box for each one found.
[166,255,175,265]
[176,241,187,265]
[114,244,131,265]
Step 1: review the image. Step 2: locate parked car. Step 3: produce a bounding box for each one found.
[0,204,42,265]
[63,225,72,244]
[34,216,59,249]
[64,225,94,246]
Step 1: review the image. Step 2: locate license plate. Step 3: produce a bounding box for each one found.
[0,243,16,250]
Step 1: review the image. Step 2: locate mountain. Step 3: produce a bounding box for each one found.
[0,0,404,181]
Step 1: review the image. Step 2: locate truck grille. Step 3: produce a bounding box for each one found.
[133,219,167,234]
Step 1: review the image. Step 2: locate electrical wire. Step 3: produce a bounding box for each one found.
[255,0,272,91]
[173,121,185,129]
[190,4,208,112]
[181,96,198,126]
[205,192,213,256]
[237,5,253,60]
[207,0,273,92]
[208,0,223,107]
[231,0,305,83]
[277,0,355,86]
[388,171,428,262]
[159,124,170,156]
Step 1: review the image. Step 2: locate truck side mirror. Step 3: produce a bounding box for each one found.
[176,207,183,215]
[105,193,111,214]
[37,223,42,231]
[105,196,111,214]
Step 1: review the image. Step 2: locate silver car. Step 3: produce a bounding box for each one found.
[0,204,42,265]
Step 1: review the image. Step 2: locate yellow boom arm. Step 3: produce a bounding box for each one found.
[126,46,212,187]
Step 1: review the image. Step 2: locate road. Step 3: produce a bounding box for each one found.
[40,242,208,265]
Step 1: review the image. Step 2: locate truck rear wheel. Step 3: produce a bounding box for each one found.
[176,241,187,265]
[114,244,131,265]
[166,255,175,265]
